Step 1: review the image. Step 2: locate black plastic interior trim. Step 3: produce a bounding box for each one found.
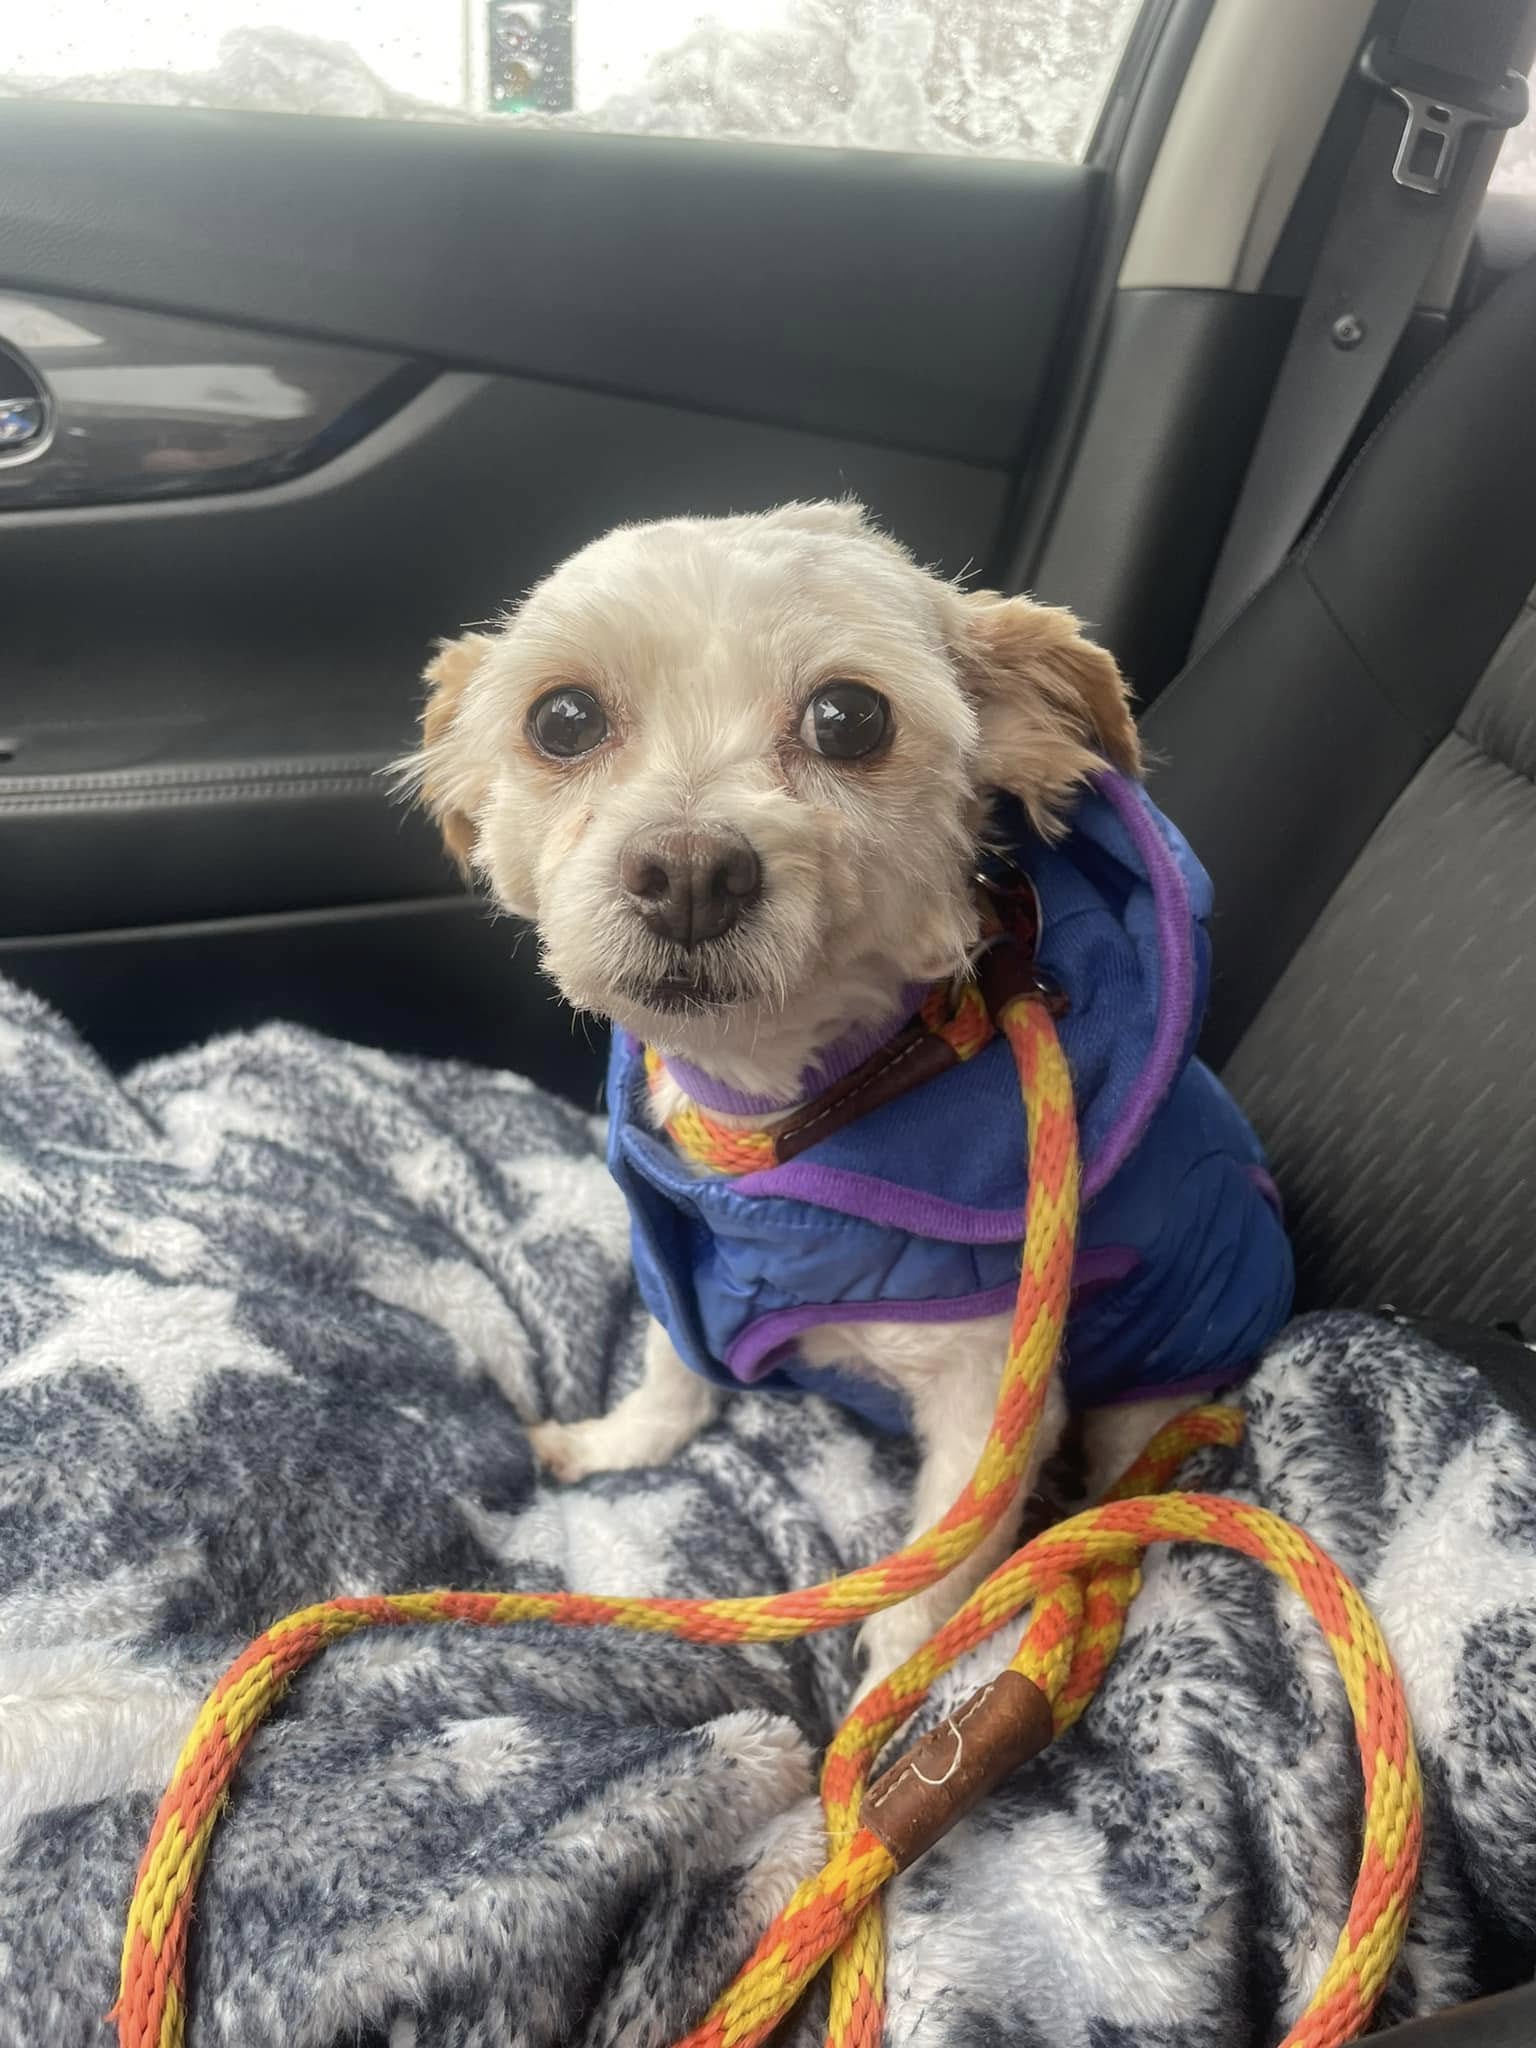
[0,103,1097,471]
[1002,0,1218,591]
[0,897,608,1105]
[1027,288,1296,700]
[0,286,431,512]
[0,368,1009,756]
[1396,1318,1536,1435]
[1371,1984,1536,2047]
[0,768,451,936]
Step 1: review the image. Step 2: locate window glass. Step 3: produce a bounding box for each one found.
[2,2,1148,166]
[1491,64,1536,195]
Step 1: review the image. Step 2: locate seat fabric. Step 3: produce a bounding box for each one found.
[1143,255,1536,1320]
[1225,590,1536,1321]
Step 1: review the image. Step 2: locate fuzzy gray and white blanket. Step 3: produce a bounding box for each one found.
[1,974,1534,2048]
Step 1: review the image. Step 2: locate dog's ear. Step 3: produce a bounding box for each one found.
[419,632,495,871]
[956,592,1140,837]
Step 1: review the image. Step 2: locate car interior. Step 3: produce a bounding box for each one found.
[3,0,1535,2041]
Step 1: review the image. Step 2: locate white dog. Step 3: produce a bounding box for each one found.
[407,501,1292,1685]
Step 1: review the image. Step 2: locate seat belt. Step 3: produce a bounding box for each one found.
[1189,0,1531,660]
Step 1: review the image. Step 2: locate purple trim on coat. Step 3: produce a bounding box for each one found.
[1084,773,1195,1204]
[1247,1164,1283,1218]
[660,983,930,1116]
[724,1283,1020,1381]
[1067,1243,1141,1299]
[723,1244,1142,1381]
[731,1160,1026,1242]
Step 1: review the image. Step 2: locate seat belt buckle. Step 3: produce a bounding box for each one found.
[1360,35,1529,197]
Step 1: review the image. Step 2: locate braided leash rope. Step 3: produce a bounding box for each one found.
[112,992,1422,2048]
[693,1432,1423,2048]
[793,1406,1238,2048]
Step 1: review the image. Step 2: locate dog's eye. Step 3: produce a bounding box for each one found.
[528,687,609,759]
[799,682,890,761]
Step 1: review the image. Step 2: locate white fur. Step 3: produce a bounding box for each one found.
[410,500,1167,1689]
[528,1320,719,1481]
[801,1313,1067,1684]
[405,503,989,1095]
[1080,1393,1200,1505]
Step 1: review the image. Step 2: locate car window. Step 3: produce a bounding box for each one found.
[1492,65,1536,195]
[2,2,1148,166]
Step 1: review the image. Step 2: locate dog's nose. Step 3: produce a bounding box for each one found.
[619,826,762,947]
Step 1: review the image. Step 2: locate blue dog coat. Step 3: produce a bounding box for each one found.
[607,772,1294,1434]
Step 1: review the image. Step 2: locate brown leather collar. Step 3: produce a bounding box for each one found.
[769,878,1060,1164]
[772,1017,962,1161]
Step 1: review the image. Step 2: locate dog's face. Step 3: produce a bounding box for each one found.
[411,502,1138,1070]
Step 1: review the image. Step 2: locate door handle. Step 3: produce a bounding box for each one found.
[0,290,411,509]
[0,363,49,463]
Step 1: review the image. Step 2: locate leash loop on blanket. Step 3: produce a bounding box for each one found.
[112,956,1423,2048]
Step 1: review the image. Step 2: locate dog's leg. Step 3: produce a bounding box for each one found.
[529,1319,719,1482]
[842,1317,1069,1693]
[1079,1392,1199,1503]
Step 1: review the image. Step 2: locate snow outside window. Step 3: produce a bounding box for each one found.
[4,3,1150,166]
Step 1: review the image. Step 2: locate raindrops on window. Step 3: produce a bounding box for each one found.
[3,2,1148,166]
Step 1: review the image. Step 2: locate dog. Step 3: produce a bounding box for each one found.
[407,501,1293,1687]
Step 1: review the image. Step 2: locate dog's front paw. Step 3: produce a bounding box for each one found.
[528,1351,720,1484]
[527,1417,613,1484]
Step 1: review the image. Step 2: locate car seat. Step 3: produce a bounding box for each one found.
[1144,253,1536,2043]
[1147,255,1536,1336]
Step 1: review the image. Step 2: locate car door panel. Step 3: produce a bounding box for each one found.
[3,366,1013,937]
[1027,285,1298,697]
[0,897,595,1093]
[0,97,1112,1085]
[0,104,1098,467]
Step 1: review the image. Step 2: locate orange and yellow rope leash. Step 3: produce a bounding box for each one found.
[113,989,1422,2048]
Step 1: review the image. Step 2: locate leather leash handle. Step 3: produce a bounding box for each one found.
[861,1669,1055,1873]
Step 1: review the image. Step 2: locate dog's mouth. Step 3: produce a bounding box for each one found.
[602,909,794,1026]
[624,966,741,1016]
